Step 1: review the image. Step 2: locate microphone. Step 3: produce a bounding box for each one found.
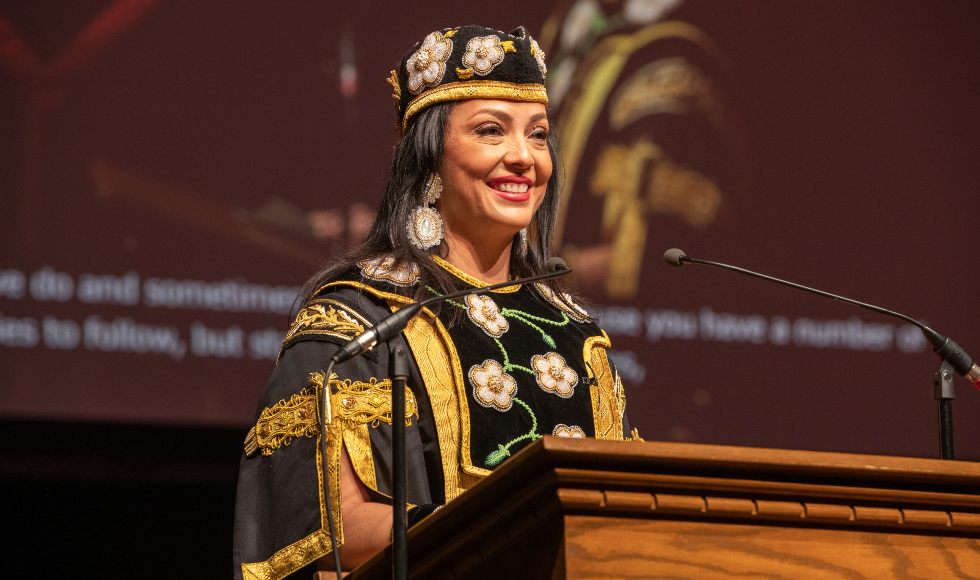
[663,248,980,388]
[331,258,571,365]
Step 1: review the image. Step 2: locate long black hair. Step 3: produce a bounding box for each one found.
[299,100,573,319]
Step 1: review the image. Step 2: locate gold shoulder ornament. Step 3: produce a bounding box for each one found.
[334,377,418,427]
[244,372,418,458]
[244,382,319,457]
[279,299,370,361]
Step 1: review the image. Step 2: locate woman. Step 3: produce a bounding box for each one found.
[234,25,637,580]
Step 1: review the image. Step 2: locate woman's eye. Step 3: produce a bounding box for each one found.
[475,123,503,136]
[530,128,549,140]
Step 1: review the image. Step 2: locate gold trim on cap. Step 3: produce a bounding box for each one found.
[402,80,548,131]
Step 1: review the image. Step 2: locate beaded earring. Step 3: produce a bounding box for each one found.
[519,228,528,256]
[407,174,444,250]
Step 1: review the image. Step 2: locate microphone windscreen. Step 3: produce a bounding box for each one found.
[545,257,568,273]
[663,248,687,267]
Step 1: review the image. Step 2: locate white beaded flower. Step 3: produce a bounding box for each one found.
[406,32,453,95]
[553,424,586,438]
[465,294,509,337]
[530,38,547,79]
[359,256,420,286]
[469,359,517,412]
[534,283,589,322]
[532,352,578,398]
[462,35,506,75]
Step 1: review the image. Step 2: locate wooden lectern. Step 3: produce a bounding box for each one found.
[340,437,980,579]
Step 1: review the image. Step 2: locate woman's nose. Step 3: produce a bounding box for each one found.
[503,134,533,170]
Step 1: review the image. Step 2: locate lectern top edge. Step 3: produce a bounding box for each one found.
[534,437,980,485]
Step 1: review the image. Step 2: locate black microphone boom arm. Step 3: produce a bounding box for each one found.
[664,247,980,460]
[663,248,980,386]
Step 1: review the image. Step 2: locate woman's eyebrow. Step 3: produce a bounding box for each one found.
[470,108,512,122]
[468,109,549,125]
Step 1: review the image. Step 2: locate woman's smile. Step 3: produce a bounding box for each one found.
[486,175,533,201]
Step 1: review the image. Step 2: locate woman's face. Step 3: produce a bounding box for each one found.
[437,99,552,249]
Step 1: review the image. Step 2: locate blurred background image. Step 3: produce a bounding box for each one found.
[1,1,978,577]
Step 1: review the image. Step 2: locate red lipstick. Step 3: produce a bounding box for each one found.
[486,175,533,202]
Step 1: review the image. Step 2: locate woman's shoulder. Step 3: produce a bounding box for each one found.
[528,282,592,324]
[308,255,422,298]
[280,255,422,359]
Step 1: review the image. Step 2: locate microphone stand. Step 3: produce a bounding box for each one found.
[935,360,955,459]
[665,249,979,460]
[390,344,409,580]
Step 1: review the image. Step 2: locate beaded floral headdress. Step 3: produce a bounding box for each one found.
[388,25,549,133]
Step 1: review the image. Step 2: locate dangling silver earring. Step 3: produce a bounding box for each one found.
[407,173,444,250]
[519,228,528,256]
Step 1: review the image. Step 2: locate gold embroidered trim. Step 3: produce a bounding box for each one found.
[443,29,458,38]
[286,302,365,339]
[329,374,419,490]
[241,529,332,580]
[432,255,520,293]
[319,280,481,499]
[499,40,516,53]
[317,372,345,563]
[244,387,319,457]
[402,81,548,131]
[343,423,376,491]
[614,370,627,426]
[333,377,418,427]
[583,332,625,441]
[387,69,402,119]
[401,302,487,493]
[456,67,475,80]
[241,373,344,580]
[279,299,370,361]
[315,281,420,310]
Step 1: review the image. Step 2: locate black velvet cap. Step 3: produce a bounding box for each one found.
[387,25,548,132]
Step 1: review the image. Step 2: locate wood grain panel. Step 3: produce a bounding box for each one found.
[345,439,980,580]
[563,516,980,579]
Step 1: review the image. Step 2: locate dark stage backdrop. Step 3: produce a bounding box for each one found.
[1,1,978,459]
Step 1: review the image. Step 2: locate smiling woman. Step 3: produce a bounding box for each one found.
[233,25,639,580]
[439,100,552,284]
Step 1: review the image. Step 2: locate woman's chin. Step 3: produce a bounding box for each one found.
[485,210,534,231]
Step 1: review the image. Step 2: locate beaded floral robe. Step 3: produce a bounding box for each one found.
[233,256,633,580]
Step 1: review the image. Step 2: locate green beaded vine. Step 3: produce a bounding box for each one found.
[426,286,569,467]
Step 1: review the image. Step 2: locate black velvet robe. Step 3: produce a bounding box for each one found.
[233,259,632,580]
